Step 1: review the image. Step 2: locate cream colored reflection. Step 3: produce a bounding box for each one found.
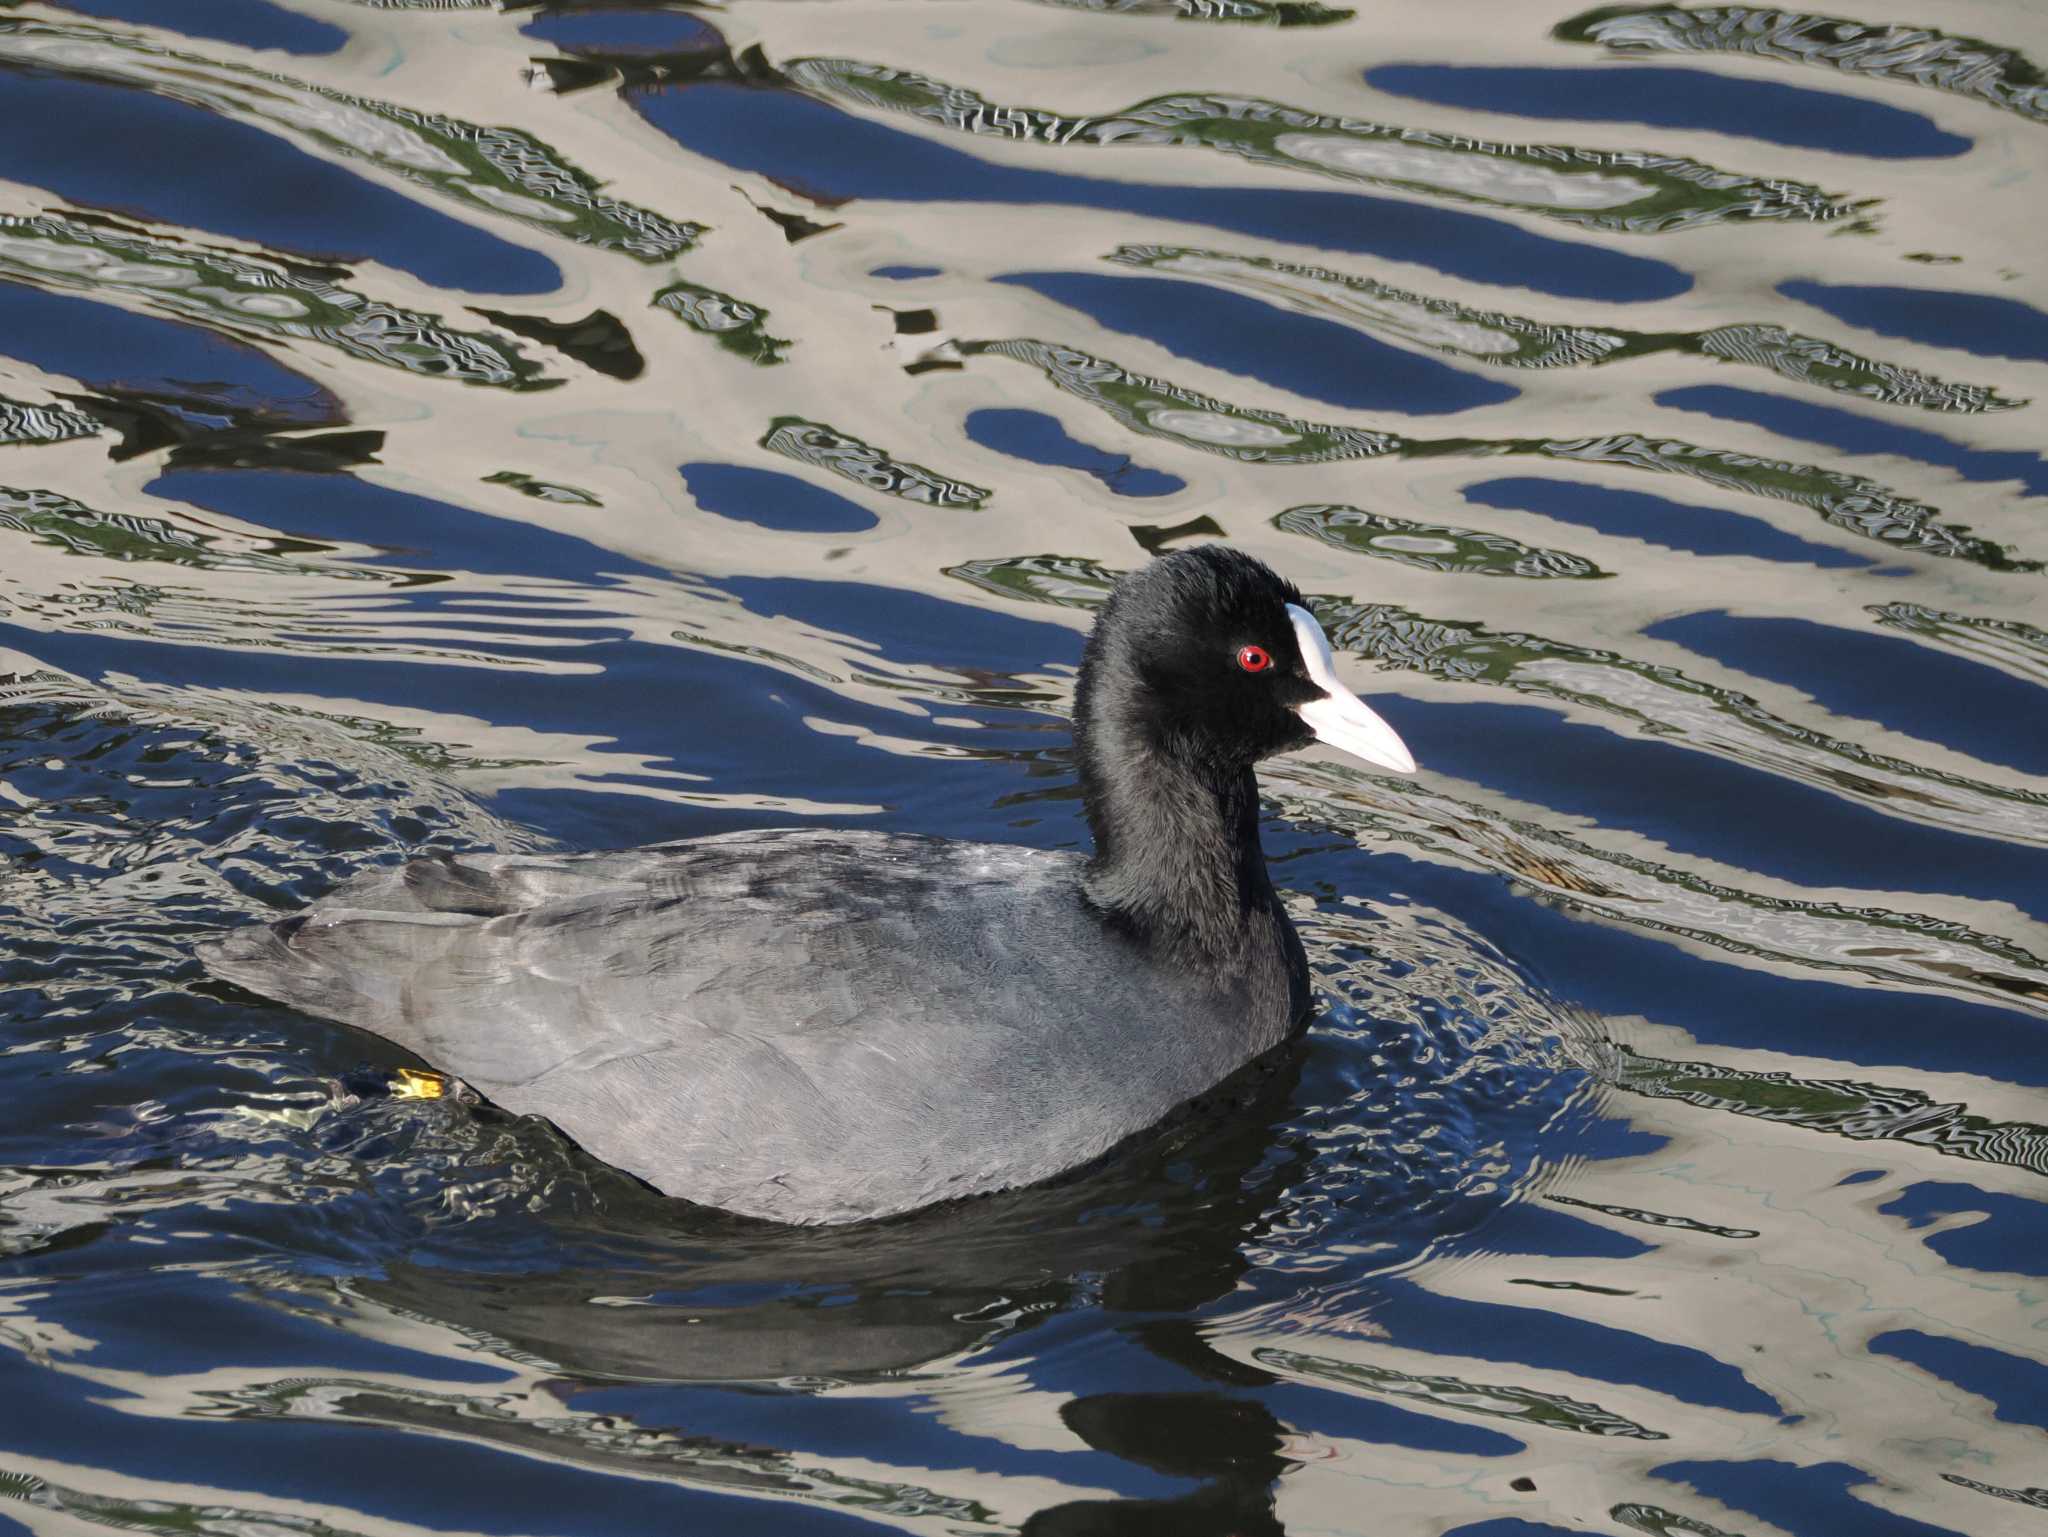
[967,336,2024,565]
[0,5,2042,1534]
[1520,657,2048,851]
[1191,898,2048,1536]
[1272,131,1653,209]
[1264,757,2048,1022]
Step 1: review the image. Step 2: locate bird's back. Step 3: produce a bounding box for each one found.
[201,829,1294,1222]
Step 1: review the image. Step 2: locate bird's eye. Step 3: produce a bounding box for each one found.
[1237,645,1272,673]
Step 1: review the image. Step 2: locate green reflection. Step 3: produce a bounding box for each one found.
[653,279,792,365]
[0,484,387,579]
[0,19,701,260]
[0,212,547,388]
[965,339,1401,464]
[0,1467,367,1537]
[1277,503,1608,578]
[760,416,990,507]
[1612,1044,2048,1177]
[0,486,630,675]
[1515,429,2029,570]
[968,335,2032,569]
[1871,603,2048,688]
[1308,586,2048,831]
[1110,244,2021,413]
[1558,5,2048,127]
[946,553,1121,609]
[1028,0,1354,22]
[1257,1346,1669,1437]
[788,57,1860,232]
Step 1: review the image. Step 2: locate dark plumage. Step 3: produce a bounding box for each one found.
[201,545,1416,1224]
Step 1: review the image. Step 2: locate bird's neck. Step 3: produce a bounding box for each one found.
[1076,715,1283,969]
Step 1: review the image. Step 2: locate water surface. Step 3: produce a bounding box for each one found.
[1,2,2044,1534]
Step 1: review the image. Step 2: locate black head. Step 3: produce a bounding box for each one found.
[1075,545,1415,779]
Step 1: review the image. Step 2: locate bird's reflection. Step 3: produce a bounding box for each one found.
[359,1049,1305,1385]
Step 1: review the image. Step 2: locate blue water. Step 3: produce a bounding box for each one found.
[48,0,348,56]
[1462,476,1875,567]
[0,4,2043,1536]
[966,408,1187,496]
[1781,278,2048,362]
[997,270,1521,413]
[635,82,1694,300]
[0,279,338,424]
[0,68,563,293]
[1364,64,1972,158]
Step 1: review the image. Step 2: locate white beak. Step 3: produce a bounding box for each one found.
[1285,603,1417,775]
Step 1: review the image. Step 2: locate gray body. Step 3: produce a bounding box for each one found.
[200,829,1303,1224]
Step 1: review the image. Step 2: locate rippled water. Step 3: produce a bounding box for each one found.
[0,1,2043,1532]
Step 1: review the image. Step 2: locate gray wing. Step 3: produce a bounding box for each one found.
[201,831,1254,1223]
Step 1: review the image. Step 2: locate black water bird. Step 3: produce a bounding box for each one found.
[202,546,1416,1224]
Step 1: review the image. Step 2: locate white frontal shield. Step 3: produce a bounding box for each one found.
[1285,603,1417,775]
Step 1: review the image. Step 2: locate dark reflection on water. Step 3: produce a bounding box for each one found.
[1,0,2044,1534]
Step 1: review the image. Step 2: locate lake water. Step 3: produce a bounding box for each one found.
[1,1,2045,1533]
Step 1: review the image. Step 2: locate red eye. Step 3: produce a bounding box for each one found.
[1237,645,1272,673]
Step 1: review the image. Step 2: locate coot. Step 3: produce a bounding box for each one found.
[202,546,1416,1223]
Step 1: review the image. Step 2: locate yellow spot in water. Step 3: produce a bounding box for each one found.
[391,1067,447,1100]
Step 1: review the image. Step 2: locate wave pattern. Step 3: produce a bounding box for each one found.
[967,338,2028,566]
[0,20,701,260]
[654,279,792,365]
[1110,243,2022,411]
[1257,1346,1671,1438]
[969,338,1403,462]
[1871,602,2048,686]
[1030,0,1356,22]
[760,418,992,506]
[1277,503,1609,578]
[1,2,2043,1534]
[0,397,97,445]
[787,58,1862,231]
[1559,5,2048,126]
[0,212,546,388]
[1610,1047,2048,1178]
